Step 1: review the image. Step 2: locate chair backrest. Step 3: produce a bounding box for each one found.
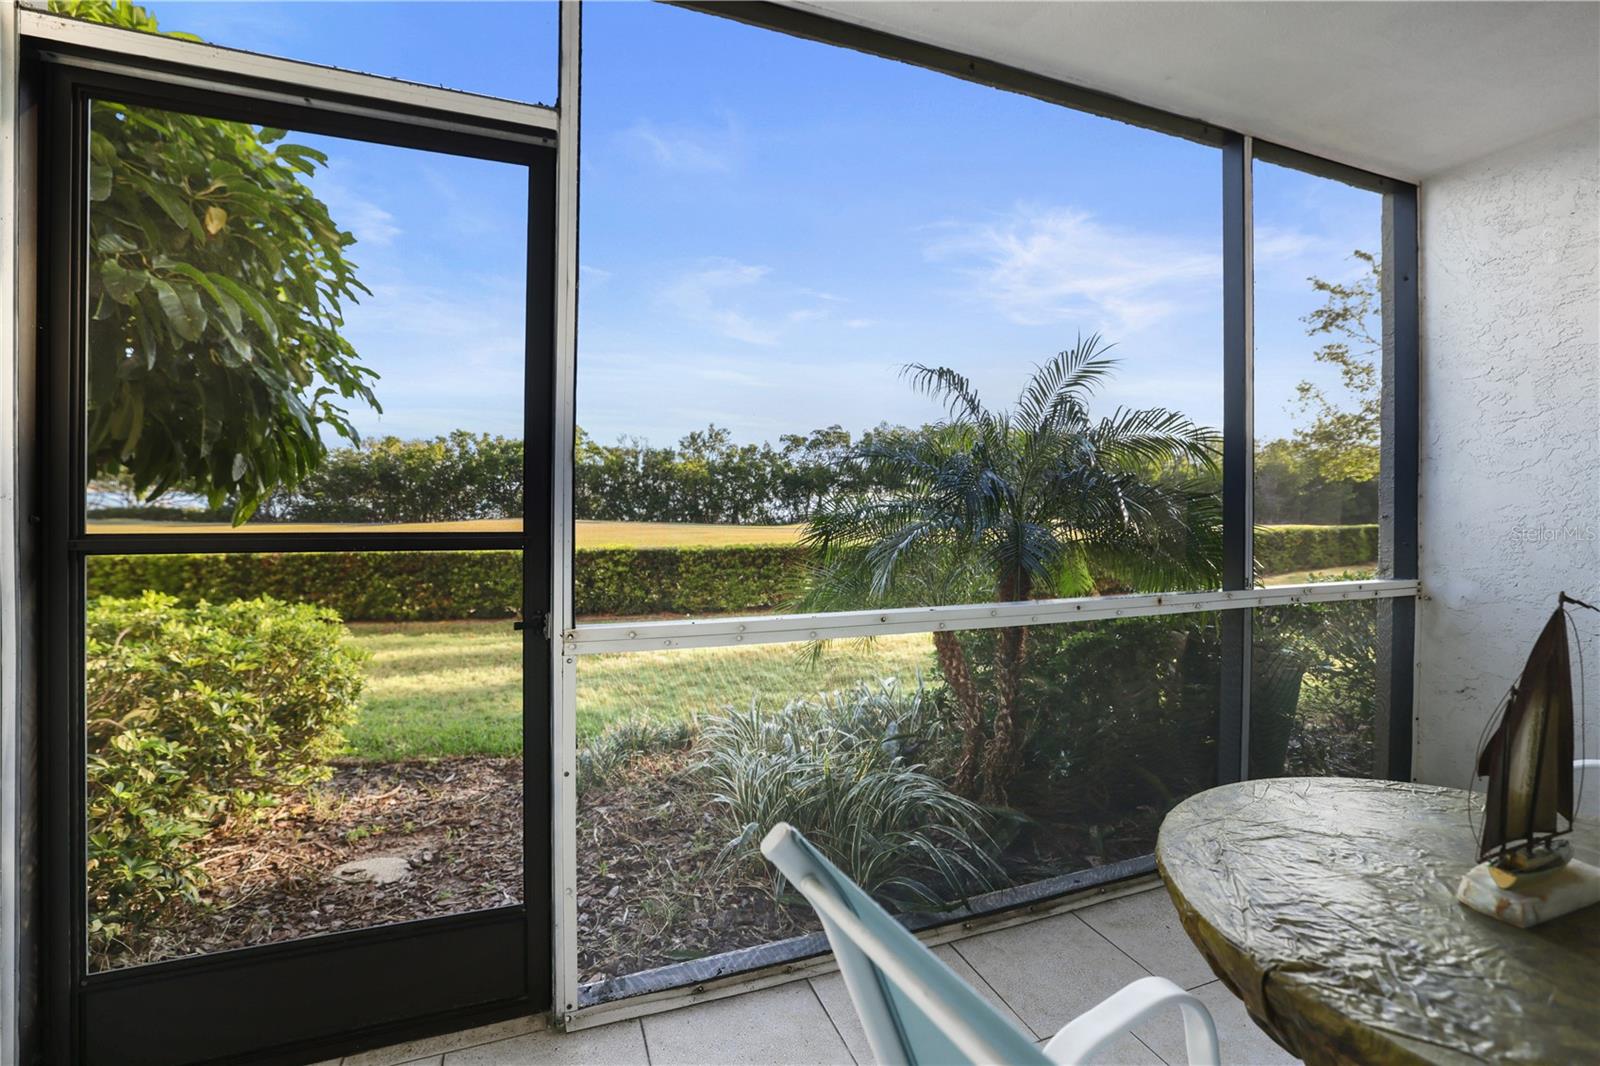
[762,823,1048,1066]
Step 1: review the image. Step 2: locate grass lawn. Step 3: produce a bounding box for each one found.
[1259,562,1377,586]
[342,620,935,761]
[342,621,523,761]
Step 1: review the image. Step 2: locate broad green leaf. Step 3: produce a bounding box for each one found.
[119,391,145,460]
[89,163,113,202]
[88,128,118,166]
[156,259,243,333]
[208,274,280,346]
[94,232,139,255]
[131,174,204,242]
[100,261,147,304]
[149,279,206,342]
[276,144,329,175]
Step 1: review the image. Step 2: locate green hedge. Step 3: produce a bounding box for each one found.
[576,545,808,617]
[1254,524,1377,575]
[86,593,364,961]
[85,526,1373,623]
[87,544,811,622]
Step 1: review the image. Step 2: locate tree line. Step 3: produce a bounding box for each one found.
[93,422,1371,528]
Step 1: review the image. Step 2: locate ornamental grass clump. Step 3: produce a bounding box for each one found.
[700,677,1003,911]
[576,717,698,793]
[85,592,366,959]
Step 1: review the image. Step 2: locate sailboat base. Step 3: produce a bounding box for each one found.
[1456,858,1600,927]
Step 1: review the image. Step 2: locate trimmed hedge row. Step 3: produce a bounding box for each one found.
[1254,524,1378,575]
[87,545,810,622]
[577,545,807,617]
[85,525,1375,623]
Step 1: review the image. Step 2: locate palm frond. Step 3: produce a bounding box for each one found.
[901,363,989,425]
[1015,334,1118,434]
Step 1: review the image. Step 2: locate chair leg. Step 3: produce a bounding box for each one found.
[1042,976,1220,1066]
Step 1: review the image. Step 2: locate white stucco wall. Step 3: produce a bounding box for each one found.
[1415,119,1600,814]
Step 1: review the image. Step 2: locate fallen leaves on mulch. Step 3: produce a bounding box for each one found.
[101,757,524,971]
[575,750,818,983]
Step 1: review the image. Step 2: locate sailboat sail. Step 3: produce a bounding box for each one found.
[1476,606,1575,862]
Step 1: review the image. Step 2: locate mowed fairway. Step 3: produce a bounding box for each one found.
[342,620,936,761]
[87,516,804,546]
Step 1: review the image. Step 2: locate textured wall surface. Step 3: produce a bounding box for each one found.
[1415,119,1600,814]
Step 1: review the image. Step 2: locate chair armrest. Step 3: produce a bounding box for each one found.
[1042,976,1219,1066]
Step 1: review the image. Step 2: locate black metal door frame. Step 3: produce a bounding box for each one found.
[36,56,556,1066]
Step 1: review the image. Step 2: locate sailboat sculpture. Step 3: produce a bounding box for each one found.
[1457,592,1600,927]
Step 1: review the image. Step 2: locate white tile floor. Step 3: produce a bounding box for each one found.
[317,885,1301,1066]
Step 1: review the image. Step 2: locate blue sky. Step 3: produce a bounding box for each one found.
[141,0,1380,447]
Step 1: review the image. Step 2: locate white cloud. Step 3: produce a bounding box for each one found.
[621,114,740,174]
[657,260,779,345]
[315,169,402,248]
[924,205,1220,333]
[1254,224,1318,264]
[654,260,860,346]
[331,274,528,439]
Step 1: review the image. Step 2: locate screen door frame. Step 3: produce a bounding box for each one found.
[33,48,557,1066]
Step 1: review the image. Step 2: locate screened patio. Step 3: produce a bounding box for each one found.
[0,2,1596,1065]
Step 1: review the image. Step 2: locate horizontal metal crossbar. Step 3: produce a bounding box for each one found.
[565,579,1419,654]
[19,8,559,142]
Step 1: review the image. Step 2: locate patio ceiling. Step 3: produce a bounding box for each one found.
[791,0,1600,180]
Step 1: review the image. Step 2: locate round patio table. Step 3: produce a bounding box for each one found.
[1156,777,1600,1066]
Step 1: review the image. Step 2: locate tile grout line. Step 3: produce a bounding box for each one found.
[806,978,859,1065]
[1073,910,1158,980]
[637,1017,653,1066]
[1074,912,1211,1065]
[947,939,1044,1042]
[1132,1030,1174,1066]
[1079,898,1219,991]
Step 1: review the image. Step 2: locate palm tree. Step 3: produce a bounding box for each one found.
[800,336,1221,803]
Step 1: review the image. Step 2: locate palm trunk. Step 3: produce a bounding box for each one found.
[980,571,1032,803]
[935,629,985,798]
[980,624,1029,803]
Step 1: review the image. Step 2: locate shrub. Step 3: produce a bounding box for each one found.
[1253,598,1378,777]
[956,607,1358,857]
[87,551,524,623]
[82,527,1377,628]
[1254,524,1377,574]
[700,678,1002,911]
[960,616,1224,855]
[88,544,811,622]
[85,592,366,957]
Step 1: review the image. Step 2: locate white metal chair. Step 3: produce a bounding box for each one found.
[762,823,1220,1066]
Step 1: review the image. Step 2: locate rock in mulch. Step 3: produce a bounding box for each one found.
[333,856,413,885]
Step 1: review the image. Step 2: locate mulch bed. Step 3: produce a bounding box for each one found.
[101,757,524,971]
[103,749,1151,982]
[575,749,818,983]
